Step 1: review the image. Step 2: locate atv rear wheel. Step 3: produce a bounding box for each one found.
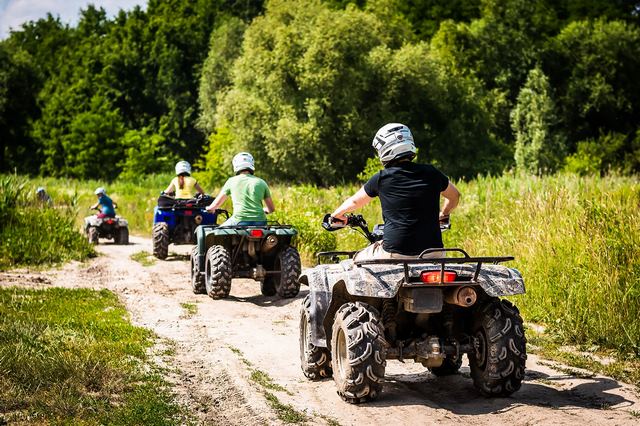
[331,302,386,403]
[260,278,277,296]
[152,222,169,259]
[429,356,463,376]
[300,295,332,380]
[115,227,129,245]
[205,245,232,299]
[88,227,99,245]
[274,246,301,298]
[190,247,206,294]
[469,299,527,397]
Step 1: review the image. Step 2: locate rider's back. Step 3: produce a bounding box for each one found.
[364,161,448,255]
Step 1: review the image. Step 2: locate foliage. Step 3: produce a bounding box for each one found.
[511,67,567,174]
[194,127,237,188]
[0,287,184,424]
[565,131,640,175]
[119,127,173,180]
[0,175,94,270]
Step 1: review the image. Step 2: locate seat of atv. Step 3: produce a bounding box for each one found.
[157,194,214,209]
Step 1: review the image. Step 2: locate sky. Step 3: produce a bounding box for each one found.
[0,0,146,38]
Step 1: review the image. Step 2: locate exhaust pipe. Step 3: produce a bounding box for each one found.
[261,234,278,253]
[444,286,477,307]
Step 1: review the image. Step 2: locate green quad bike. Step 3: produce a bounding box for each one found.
[190,210,302,300]
[298,214,527,403]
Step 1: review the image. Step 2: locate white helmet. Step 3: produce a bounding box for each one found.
[36,187,45,194]
[94,187,106,195]
[232,152,255,174]
[175,160,192,175]
[372,123,416,165]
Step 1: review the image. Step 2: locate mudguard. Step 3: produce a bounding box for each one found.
[299,259,525,347]
[84,215,128,228]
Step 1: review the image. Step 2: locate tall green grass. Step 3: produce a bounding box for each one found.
[0,176,94,270]
[448,173,640,357]
[0,287,183,424]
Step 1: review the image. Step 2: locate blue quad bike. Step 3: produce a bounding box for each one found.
[298,214,527,403]
[190,210,301,300]
[152,194,219,259]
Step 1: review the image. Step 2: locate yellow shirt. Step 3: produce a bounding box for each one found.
[171,176,198,199]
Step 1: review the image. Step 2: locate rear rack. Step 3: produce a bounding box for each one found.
[349,248,513,286]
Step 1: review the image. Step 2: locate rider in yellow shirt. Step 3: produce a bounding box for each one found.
[163,161,205,199]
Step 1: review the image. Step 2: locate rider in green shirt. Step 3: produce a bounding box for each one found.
[206,152,275,225]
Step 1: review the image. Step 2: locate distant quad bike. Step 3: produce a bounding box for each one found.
[152,194,219,259]
[298,214,527,403]
[84,214,129,245]
[190,209,301,300]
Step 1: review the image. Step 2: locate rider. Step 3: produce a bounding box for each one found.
[163,161,205,199]
[330,123,460,260]
[90,187,117,218]
[205,152,275,226]
[36,187,52,205]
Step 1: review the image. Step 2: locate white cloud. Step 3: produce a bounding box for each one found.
[0,0,146,39]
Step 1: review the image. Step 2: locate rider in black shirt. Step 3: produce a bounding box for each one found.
[331,123,460,260]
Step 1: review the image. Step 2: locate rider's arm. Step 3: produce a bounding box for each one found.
[113,202,118,209]
[90,202,99,210]
[195,182,205,195]
[163,182,175,194]
[440,182,460,218]
[206,193,228,212]
[263,197,275,214]
[331,186,372,222]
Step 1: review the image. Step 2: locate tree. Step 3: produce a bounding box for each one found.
[511,67,566,173]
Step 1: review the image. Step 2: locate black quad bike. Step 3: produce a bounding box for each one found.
[298,214,527,403]
[190,210,302,300]
[84,211,129,245]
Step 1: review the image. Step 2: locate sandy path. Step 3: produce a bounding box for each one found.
[2,235,639,425]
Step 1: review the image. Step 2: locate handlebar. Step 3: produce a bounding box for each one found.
[322,213,451,244]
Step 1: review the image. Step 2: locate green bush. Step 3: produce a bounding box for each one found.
[0,176,94,269]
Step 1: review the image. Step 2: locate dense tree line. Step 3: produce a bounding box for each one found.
[1,0,639,182]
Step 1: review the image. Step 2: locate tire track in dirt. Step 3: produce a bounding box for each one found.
[2,235,639,425]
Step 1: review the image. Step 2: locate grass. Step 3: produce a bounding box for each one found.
[0,175,95,270]
[180,302,198,317]
[229,346,306,424]
[0,286,184,424]
[130,250,156,266]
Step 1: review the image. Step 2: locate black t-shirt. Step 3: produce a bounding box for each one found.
[364,162,449,255]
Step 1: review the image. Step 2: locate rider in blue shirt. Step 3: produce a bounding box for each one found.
[91,187,116,217]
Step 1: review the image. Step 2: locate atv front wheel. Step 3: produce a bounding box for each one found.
[152,222,169,259]
[190,247,206,294]
[205,245,232,299]
[429,356,463,376]
[300,295,332,380]
[88,227,99,245]
[116,227,129,245]
[331,302,386,403]
[469,299,527,397]
[274,246,301,298]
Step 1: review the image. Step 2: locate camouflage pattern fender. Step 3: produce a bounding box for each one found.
[299,259,525,348]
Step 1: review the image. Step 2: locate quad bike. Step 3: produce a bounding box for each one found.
[84,211,129,245]
[190,209,301,300]
[152,193,219,259]
[298,214,526,403]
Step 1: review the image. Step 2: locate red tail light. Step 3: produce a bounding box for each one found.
[184,210,193,216]
[249,229,264,238]
[420,271,457,283]
[106,219,114,224]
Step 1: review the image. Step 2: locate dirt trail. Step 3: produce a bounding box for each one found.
[2,236,639,425]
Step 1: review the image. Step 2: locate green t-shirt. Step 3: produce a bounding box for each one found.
[221,174,271,222]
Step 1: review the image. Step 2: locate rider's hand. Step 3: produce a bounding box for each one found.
[330,215,347,226]
[263,207,270,215]
[205,205,214,213]
[439,211,450,224]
